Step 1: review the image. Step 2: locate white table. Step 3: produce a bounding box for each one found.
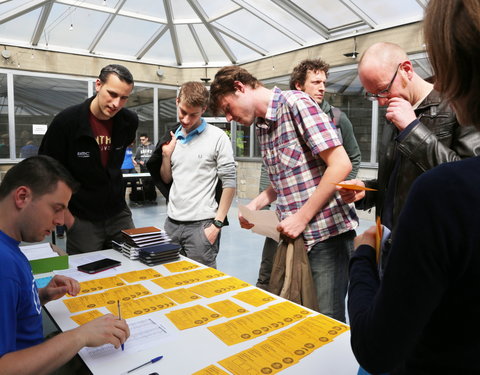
[43,250,359,375]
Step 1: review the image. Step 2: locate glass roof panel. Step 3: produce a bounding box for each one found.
[0,0,32,13]
[352,0,424,25]
[196,0,239,20]
[95,15,161,57]
[38,4,109,50]
[170,0,199,22]
[0,8,41,45]
[175,24,204,65]
[221,34,261,65]
[190,23,231,64]
[295,0,359,29]
[141,31,177,66]
[81,0,118,9]
[249,0,324,44]
[123,0,166,18]
[0,0,427,68]
[218,9,295,54]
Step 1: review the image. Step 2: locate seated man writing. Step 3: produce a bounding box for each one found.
[0,155,129,375]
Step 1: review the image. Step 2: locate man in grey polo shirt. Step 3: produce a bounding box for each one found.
[160,82,236,268]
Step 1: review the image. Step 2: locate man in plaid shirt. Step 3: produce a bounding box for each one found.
[210,66,358,322]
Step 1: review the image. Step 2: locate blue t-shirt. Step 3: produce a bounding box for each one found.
[0,231,43,357]
[121,147,134,169]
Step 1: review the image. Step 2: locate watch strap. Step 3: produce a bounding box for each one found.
[213,219,224,228]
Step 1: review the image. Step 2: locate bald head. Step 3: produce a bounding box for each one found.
[358,42,419,105]
[359,42,408,73]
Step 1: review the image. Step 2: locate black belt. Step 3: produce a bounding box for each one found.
[168,217,211,225]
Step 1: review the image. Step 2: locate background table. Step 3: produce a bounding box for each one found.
[43,250,359,375]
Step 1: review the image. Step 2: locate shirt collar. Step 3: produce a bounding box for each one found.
[255,88,278,130]
[175,118,207,143]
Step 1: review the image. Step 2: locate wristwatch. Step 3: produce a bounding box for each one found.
[212,220,224,229]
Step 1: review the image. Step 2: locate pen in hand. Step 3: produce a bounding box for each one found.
[127,356,163,373]
[117,300,124,351]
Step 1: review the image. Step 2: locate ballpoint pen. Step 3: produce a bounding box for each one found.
[127,356,163,373]
[117,300,124,351]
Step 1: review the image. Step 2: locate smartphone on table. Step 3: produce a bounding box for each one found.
[77,258,121,274]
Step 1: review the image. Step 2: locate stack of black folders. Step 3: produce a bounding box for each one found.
[118,226,180,265]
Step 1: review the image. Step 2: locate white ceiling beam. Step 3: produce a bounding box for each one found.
[188,24,209,65]
[88,0,126,53]
[31,1,53,45]
[187,0,237,64]
[212,23,268,56]
[270,0,330,39]
[231,0,305,46]
[415,0,428,8]
[135,25,168,60]
[339,0,377,29]
[163,0,182,66]
[0,0,49,25]
[208,5,242,23]
[57,0,166,23]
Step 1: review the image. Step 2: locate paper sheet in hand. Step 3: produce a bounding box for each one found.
[238,205,280,242]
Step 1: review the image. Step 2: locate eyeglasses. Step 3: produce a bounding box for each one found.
[365,63,401,101]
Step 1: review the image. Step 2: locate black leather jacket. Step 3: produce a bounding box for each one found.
[358,89,480,233]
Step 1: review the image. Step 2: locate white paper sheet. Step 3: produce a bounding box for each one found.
[80,318,169,361]
[238,205,280,242]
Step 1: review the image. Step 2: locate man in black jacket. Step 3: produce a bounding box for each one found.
[338,42,480,271]
[40,64,138,254]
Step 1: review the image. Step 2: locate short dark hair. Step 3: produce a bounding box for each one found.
[289,58,330,90]
[209,66,262,116]
[178,81,209,108]
[99,64,134,85]
[0,156,78,200]
[139,133,149,138]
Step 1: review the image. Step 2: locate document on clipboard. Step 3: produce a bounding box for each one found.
[238,205,280,242]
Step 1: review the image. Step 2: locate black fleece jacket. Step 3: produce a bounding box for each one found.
[39,96,138,221]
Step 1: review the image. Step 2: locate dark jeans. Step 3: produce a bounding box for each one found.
[308,230,355,323]
[66,206,134,254]
[256,237,278,290]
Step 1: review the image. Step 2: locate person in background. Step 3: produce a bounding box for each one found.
[39,64,138,254]
[19,139,39,159]
[160,81,236,268]
[0,156,129,374]
[209,66,357,322]
[121,142,137,174]
[0,133,9,158]
[134,134,157,204]
[290,58,361,179]
[121,142,139,206]
[348,1,480,373]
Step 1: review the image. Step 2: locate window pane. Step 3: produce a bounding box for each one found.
[158,94,177,139]
[324,92,373,164]
[0,73,8,159]
[325,69,372,164]
[235,123,251,157]
[127,86,154,143]
[14,75,88,158]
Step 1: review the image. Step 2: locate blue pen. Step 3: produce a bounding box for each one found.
[127,356,163,373]
[117,300,124,351]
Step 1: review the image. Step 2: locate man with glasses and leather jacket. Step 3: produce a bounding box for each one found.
[337,42,480,272]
